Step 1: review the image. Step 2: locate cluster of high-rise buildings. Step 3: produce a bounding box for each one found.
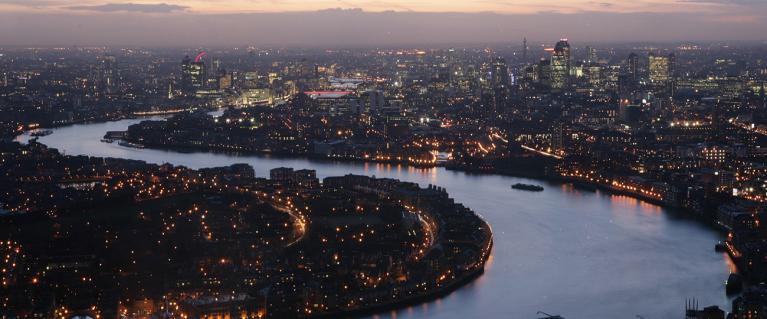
[521,38,678,95]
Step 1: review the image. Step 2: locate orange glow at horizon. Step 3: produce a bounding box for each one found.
[0,0,754,15]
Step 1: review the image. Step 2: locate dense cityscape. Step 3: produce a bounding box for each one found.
[2,38,767,318]
[0,139,491,318]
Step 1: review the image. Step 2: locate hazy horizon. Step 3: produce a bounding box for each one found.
[0,1,766,47]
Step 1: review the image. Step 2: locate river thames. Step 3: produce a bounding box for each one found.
[18,117,735,318]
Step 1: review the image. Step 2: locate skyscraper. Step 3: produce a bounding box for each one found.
[586,46,597,64]
[489,56,510,112]
[648,53,670,84]
[668,53,677,80]
[212,58,222,74]
[627,53,639,83]
[181,53,207,90]
[538,58,551,87]
[181,55,192,89]
[762,83,767,109]
[550,39,571,91]
[190,63,206,89]
[491,56,510,89]
[667,52,677,95]
[99,55,118,94]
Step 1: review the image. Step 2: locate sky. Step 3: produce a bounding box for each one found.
[0,0,766,47]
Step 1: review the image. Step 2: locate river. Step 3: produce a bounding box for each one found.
[16,116,735,318]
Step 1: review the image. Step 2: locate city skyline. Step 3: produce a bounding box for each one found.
[4,2,767,318]
[0,1,766,46]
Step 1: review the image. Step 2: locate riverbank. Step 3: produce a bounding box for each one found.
[104,134,741,310]
[113,136,444,168]
[303,175,495,318]
[314,238,493,319]
[6,105,215,141]
[0,141,495,318]
[120,138,728,231]
[14,118,734,318]
[445,165,733,239]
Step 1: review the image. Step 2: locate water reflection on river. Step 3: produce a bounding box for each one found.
[17,118,733,318]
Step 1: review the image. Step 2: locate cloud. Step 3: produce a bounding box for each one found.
[589,1,615,8]
[0,0,60,8]
[708,14,761,23]
[66,2,188,13]
[680,0,767,6]
[0,0,54,3]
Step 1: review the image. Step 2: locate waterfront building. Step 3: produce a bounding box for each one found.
[270,167,320,189]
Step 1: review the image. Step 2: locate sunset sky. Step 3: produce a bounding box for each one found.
[0,0,758,14]
[0,0,765,46]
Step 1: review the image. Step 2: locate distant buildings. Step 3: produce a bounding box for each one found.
[585,46,597,64]
[649,52,671,84]
[627,52,639,84]
[487,56,510,111]
[99,54,118,94]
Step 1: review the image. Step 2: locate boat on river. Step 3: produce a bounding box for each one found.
[118,140,145,149]
[511,183,544,192]
[537,311,565,319]
[30,129,53,137]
